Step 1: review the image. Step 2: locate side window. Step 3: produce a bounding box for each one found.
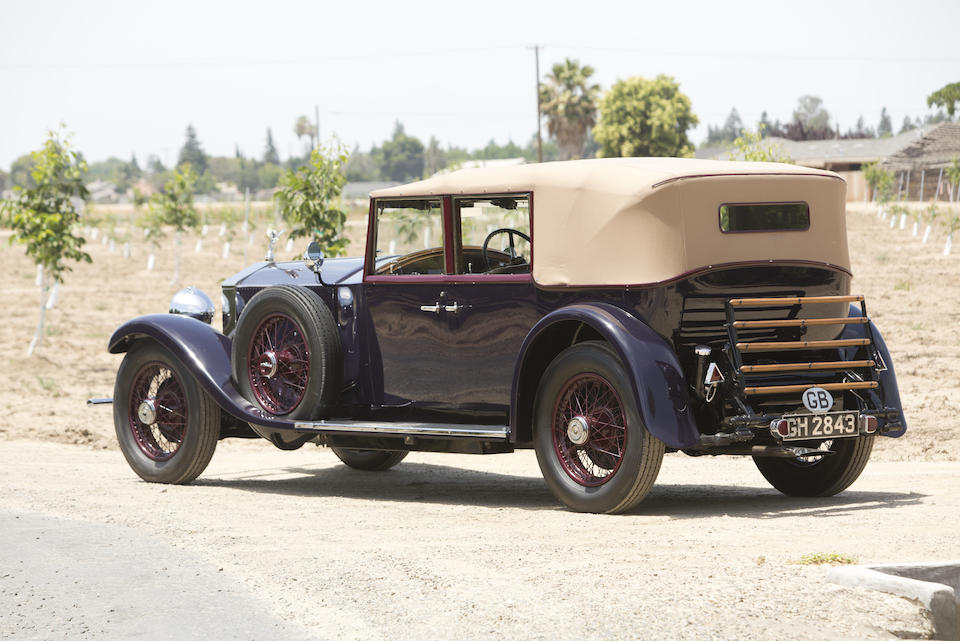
[454,195,531,275]
[374,199,444,275]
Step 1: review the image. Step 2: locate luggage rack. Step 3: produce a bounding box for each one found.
[724,294,880,400]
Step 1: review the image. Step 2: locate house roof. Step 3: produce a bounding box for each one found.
[696,130,924,168]
[883,122,960,170]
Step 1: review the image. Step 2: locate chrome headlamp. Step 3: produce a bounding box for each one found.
[169,286,215,324]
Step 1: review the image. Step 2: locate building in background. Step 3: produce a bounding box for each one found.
[697,126,960,201]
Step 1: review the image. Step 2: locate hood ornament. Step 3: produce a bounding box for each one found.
[265,229,284,263]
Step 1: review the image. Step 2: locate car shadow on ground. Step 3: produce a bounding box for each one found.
[636,484,925,519]
[196,461,925,517]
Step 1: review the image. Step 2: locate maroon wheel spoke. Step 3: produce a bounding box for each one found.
[128,363,188,461]
[247,313,311,415]
[552,373,627,487]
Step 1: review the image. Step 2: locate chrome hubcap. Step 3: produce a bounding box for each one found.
[566,416,590,445]
[258,351,279,378]
[137,399,157,425]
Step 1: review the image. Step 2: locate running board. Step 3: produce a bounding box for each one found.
[292,419,510,440]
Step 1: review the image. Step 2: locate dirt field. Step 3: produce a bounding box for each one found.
[1,200,958,639]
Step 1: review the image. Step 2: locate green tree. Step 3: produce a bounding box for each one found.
[863,162,895,202]
[846,115,875,139]
[274,143,349,256]
[149,164,199,284]
[593,74,698,158]
[373,122,425,181]
[294,115,318,154]
[1,128,91,356]
[705,107,744,146]
[877,107,893,137]
[945,156,960,201]
[146,154,166,174]
[728,126,792,163]
[177,124,208,174]
[423,137,446,177]
[257,162,283,189]
[898,116,918,134]
[927,82,960,118]
[344,146,379,181]
[792,95,830,131]
[263,128,280,165]
[0,168,8,192]
[539,58,600,160]
[10,154,37,189]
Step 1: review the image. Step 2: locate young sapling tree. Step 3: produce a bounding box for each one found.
[944,208,960,256]
[946,156,960,203]
[863,162,895,215]
[728,125,792,164]
[149,164,199,283]
[909,204,923,237]
[922,201,939,244]
[1,129,92,356]
[274,143,350,257]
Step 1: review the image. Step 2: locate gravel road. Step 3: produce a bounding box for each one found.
[1,440,952,640]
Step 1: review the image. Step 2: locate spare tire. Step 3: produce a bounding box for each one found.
[232,285,341,419]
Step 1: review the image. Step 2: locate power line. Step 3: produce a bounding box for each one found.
[318,109,530,119]
[4,42,956,72]
[0,45,521,71]
[544,44,960,64]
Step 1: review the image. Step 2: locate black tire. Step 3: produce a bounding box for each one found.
[533,341,665,514]
[232,286,341,420]
[753,435,875,497]
[114,341,219,484]
[331,448,409,471]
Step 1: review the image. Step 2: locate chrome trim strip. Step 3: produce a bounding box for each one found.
[292,419,509,440]
[86,397,114,405]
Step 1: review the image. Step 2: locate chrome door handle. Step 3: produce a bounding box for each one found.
[443,302,462,314]
[419,303,440,314]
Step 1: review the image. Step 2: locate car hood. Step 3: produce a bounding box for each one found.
[221,257,367,288]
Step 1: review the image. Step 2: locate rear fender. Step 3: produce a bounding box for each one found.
[109,314,294,430]
[839,305,907,436]
[512,303,699,449]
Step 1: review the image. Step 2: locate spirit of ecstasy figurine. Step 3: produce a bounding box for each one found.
[264,229,284,263]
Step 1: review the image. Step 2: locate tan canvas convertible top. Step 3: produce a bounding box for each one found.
[371,158,849,287]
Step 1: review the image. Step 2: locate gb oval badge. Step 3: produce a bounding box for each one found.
[802,386,834,414]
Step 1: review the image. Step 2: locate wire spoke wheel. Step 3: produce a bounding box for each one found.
[552,373,627,487]
[534,341,664,513]
[128,362,188,461]
[247,313,311,415]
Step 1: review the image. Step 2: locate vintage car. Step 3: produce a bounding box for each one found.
[104,158,906,513]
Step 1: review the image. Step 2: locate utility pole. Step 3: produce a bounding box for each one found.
[314,104,320,149]
[528,44,543,163]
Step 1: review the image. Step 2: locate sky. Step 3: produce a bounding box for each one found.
[1,0,958,171]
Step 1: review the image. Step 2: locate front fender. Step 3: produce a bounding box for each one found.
[513,303,699,449]
[109,314,296,430]
[839,305,907,436]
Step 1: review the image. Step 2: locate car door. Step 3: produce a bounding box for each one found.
[362,197,455,412]
[362,194,538,423]
[435,194,539,421]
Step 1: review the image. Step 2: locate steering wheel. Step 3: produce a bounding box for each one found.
[481,228,531,271]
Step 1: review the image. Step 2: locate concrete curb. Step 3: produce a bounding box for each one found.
[827,561,960,641]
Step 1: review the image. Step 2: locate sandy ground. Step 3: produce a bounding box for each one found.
[0,201,958,639]
[0,441,953,641]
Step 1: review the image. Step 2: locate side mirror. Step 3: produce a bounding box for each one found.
[305,241,324,273]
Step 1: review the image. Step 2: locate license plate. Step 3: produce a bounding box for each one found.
[782,412,859,441]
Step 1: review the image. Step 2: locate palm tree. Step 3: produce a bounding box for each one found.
[539,59,600,160]
[294,115,318,155]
